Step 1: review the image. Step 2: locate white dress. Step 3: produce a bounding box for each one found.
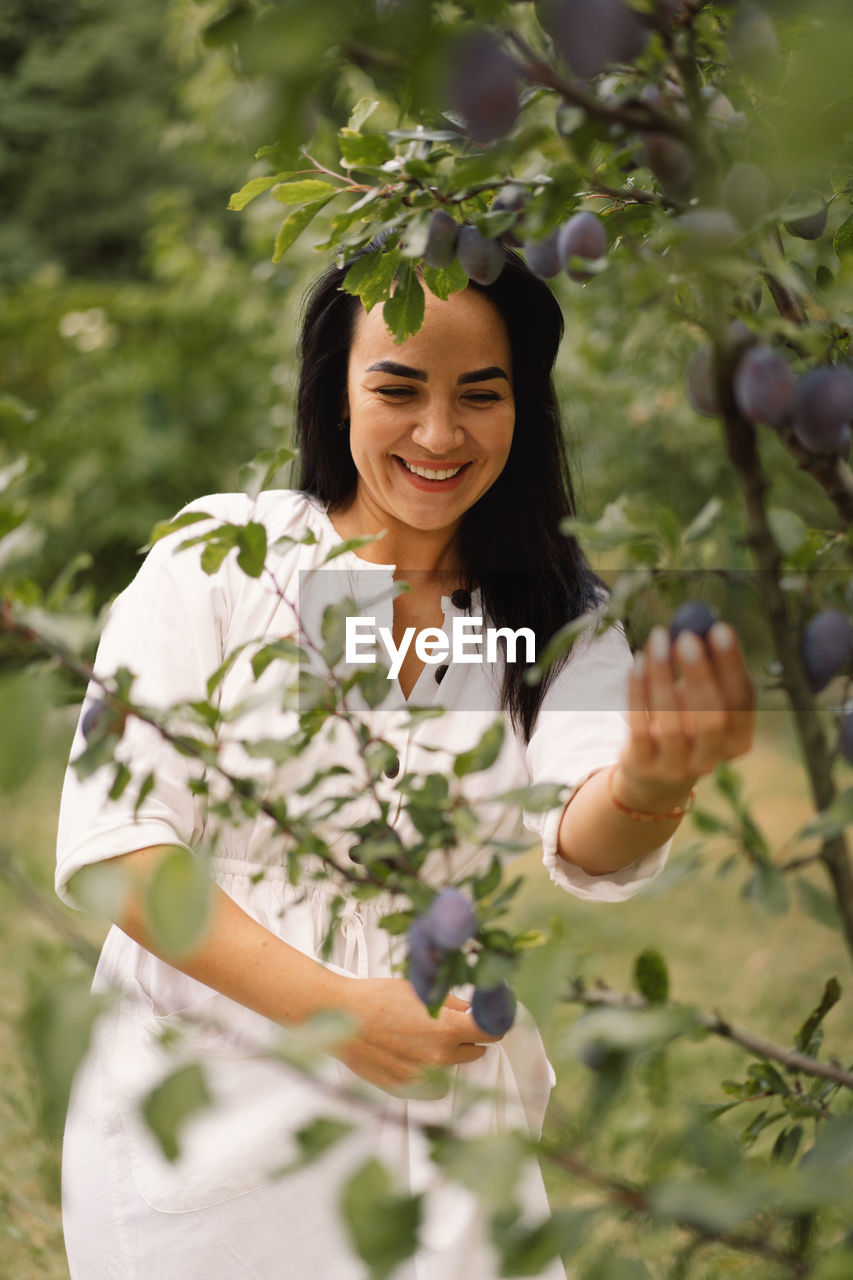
[56,490,671,1280]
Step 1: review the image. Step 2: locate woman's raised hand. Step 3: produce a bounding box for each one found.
[615,620,755,809]
[332,978,502,1095]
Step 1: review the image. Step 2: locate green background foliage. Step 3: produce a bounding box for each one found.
[3,1,853,1276]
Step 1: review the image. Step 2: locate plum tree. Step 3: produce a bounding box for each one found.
[471,982,517,1035]
[733,346,796,428]
[669,601,719,642]
[801,609,853,693]
[557,211,607,281]
[457,226,504,285]
[450,31,519,145]
[423,888,476,951]
[792,366,853,455]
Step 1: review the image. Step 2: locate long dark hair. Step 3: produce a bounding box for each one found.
[295,243,605,741]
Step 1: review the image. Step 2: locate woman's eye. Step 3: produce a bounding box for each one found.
[464,391,500,404]
[376,386,413,398]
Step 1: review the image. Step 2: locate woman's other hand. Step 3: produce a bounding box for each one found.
[332,979,502,1095]
[615,620,755,811]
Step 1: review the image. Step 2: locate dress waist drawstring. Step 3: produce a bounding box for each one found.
[339,898,370,979]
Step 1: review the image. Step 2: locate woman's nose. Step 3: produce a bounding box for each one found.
[410,401,464,454]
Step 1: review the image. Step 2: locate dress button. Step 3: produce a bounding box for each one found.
[384,756,400,779]
[435,664,449,685]
[450,588,471,609]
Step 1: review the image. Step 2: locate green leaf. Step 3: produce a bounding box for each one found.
[682,496,723,544]
[634,948,670,1004]
[227,173,288,212]
[235,521,267,578]
[472,855,502,900]
[144,847,212,956]
[798,788,853,840]
[348,97,379,131]
[768,507,808,556]
[322,533,384,562]
[270,179,339,205]
[795,976,841,1054]
[423,259,468,300]
[272,195,337,263]
[493,783,566,813]
[25,976,107,1134]
[0,670,50,792]
[293,1116,353,1164]
[238,446,296,501]
[352,663,393,708]
[383,259,426,343]
[338,129,394,168]
[453,720,505,777]
[796,878,842,932]
[199,535,236,575]
[493,1208,591,1277]
[691,807,733,834]
[252,637,306,678]
[343,248,401,312]
[142,1064,212,1163]
[833,213,853,255]
[321,599,356,667]
[147,510,212,548]
[743,861,790,914]
[339,1158,421,1280]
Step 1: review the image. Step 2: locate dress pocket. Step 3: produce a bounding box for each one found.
[107,992,345,1213]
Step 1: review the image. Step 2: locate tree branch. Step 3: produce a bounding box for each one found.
[565,981,853,1091]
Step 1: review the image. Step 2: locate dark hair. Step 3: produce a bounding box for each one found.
[295,243,605,741]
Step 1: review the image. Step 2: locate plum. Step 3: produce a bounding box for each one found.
[733,346,796,428]
[457,226,504,285]
[423,888,477,950]
[471,982,517,1036]
[669,601,719,642]
[424,210,459,269]
[801,610,853,693]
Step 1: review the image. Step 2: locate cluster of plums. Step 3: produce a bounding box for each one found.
[407,887,517,1035]
[424,206,608,287]
[688,327,853,459]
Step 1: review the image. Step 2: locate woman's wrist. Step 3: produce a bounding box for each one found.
[610,762,696,816]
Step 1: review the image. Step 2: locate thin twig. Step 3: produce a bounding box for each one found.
[564,981,853,1090]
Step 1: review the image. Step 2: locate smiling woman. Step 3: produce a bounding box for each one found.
[56,242,755,1280]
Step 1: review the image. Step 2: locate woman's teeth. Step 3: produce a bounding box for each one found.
[402,460,464,480]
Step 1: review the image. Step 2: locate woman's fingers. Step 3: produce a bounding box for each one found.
[625,620,755,782]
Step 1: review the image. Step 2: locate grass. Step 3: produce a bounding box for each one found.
[0,707,851,1280]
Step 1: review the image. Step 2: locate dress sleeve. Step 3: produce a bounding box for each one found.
[522,620,672,903]
[55,499,239,907]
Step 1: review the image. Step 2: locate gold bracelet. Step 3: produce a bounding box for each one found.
[607,766,695,823]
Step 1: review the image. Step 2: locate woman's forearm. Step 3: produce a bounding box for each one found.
[556,765,693,876]
[104,844,350,1025]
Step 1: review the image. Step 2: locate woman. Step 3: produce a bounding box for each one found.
[56,246,754,1278]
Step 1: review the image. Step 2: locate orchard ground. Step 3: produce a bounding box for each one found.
[2,704,851,1280]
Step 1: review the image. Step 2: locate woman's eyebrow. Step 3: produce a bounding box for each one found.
[365,360,428,381]
[458,366,509,384]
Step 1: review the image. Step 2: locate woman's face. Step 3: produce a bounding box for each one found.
[343,285,515,544]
